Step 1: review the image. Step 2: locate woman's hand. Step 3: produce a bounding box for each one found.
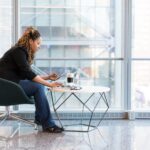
[32,75,63,88]
[50,82,63,87]
[48,73,59,81]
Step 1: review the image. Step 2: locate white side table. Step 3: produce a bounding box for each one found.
[49,86,110,132]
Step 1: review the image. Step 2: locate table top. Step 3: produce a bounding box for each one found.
[49,85,110,93]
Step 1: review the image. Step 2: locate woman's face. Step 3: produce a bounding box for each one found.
[30,37,42,53]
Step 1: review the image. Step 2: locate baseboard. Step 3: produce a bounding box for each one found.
[7,111,128,120]
[2,111,150,120]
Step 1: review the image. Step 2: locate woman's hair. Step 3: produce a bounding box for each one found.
[16,26,41,64]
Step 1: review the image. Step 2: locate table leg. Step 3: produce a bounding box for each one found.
[96,92,109,127]
[50,90,109,132]
[50,91,63,128]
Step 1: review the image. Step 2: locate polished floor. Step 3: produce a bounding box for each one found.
[0,120,150,150]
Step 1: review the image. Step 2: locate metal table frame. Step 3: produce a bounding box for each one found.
[49,86,110,132]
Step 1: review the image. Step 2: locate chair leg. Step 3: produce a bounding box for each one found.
[0,106,9,125]
[0,106,38,140]
[0,124,19,141]
[0,114,8,125]
[9,114,38,130]
[34,124,38,130]
[0,113,7,118]
[12,113,39,129]
[10,114,35,126]
[8,127,19,139]
[0,108,19,140]
[5,106,37,128]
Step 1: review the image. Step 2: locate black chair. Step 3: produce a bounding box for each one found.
[0,78,36,139]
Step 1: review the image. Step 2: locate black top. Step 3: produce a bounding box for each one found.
[0,46,37,83]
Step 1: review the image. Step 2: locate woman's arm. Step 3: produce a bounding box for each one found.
[32,75,62,87]
[40,73,59,81]
[40,75,50,80]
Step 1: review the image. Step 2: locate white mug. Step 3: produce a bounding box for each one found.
[67,73,74,84]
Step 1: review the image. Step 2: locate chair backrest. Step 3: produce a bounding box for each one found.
[0,78,34,106]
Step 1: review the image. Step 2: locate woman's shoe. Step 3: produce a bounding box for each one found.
[34,120,42,125]
[43,125,64,133]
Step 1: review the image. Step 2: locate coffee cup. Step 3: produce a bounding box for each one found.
[67,73,74,84]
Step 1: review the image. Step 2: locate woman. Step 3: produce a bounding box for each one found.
[0,27,64,133]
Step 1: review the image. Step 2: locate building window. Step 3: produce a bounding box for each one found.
[0,0,12,57]
[19,0,123,111]
[132,0,150,110]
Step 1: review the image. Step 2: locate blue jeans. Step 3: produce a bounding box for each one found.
[19,80,55,129]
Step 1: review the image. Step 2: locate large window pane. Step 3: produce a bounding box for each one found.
[0,0,12,111]
[20,0,123,111]
[20,0,121,58]
[132,0,150,58]
[132,61,150,109]
[0,0,12,57]
[132,0,150,110]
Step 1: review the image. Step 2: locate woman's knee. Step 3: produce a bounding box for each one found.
[24,81,45,93]
[19,80,45,96]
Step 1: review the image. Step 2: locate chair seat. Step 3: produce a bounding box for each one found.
[0,78,34,106]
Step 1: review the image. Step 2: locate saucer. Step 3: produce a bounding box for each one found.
[62,85,82,90]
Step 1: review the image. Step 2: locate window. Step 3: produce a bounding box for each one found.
[132,0,150,110]
[0,0,13,111]
[0,0,12,57]
[19,0,123,111]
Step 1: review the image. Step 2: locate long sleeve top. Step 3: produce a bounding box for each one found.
[0,45,37,83]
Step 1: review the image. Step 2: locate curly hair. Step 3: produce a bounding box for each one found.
[16,26,41,64]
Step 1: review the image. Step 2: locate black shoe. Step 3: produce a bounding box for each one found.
[43,125,64,133]
[34,120,42,125]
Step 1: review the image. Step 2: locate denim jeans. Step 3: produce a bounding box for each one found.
[19,80,55,129]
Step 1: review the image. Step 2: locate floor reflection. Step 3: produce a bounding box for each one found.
[0,120,150,150]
